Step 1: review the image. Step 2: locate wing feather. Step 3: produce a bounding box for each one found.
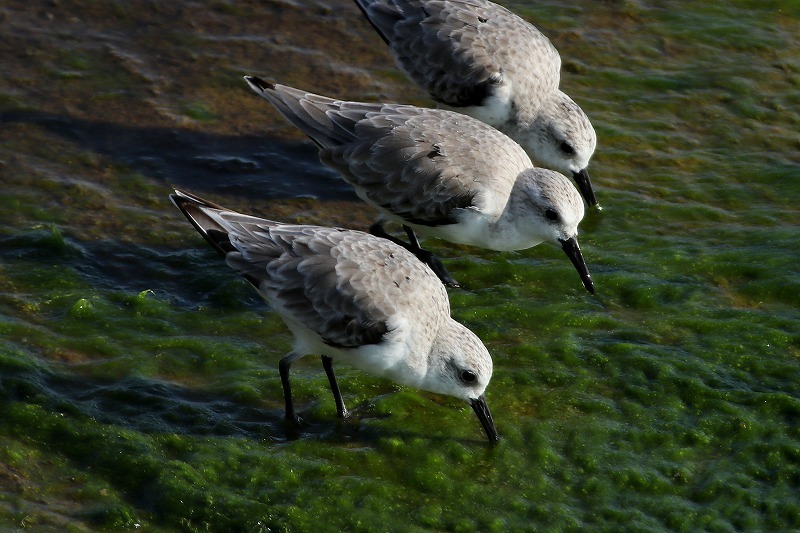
[171,191,392,348]
[355,0,560,110]
[248,83,533,225]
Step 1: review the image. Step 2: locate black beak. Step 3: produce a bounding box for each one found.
[572,168,598,207]
[470,395,500,444]
[559,236,595,294]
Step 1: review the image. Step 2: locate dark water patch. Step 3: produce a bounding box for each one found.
[0,223,85,260]
[0,227,265,310]
[1,366,277,439]
[70,241,268,311]
[0,356,439,444]
[1,110,359,202]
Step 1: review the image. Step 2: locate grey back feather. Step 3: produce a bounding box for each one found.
[262,85,533,226]
[354,0,560,111]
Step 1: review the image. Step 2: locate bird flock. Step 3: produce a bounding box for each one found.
[172,0,598,444]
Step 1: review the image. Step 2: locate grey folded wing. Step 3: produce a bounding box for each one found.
[355,0,561,108]
[321,104,530,226]
[256,84,529,226]
[224,223,392,348]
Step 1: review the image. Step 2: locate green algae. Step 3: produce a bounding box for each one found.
[1,0,800,531]
[181,102,217,122]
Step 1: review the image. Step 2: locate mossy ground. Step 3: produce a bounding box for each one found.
[1,0,798,531]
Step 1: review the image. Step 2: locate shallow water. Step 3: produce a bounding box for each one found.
[1,0,799,531]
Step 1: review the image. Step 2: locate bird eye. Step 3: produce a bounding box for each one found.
[559,141,574,154]
[545,209,559,222]
[460,370,477,383]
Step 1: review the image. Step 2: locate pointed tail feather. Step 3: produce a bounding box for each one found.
[244,76,367,149]
[170,189,237,257]
[352,0,395,45]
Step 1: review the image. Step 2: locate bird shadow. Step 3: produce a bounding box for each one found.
[1,108,367,306]
[0,363,487,448]
[1,109,359,202]
[0,365,281,439]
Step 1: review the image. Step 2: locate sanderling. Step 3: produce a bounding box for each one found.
[170,189,500,443]
[352,0,599,207]
[244,77,594,293]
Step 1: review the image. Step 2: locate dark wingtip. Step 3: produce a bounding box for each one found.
[171,188,227,210]
[169,188,200,215]
[169,189,233,259]
[244,75,274,92]
[352,0,392,45]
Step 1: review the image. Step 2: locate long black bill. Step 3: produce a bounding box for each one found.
[470,395,500,444]
[573,168,598,208]
[559,236,595,294]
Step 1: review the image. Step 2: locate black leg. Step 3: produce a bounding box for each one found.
[321,355,348,419]
[279,354,301,426]
[370,222,460,288]
[402,226,460,288]
[403,224,422,250]
[369,222,407,248]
